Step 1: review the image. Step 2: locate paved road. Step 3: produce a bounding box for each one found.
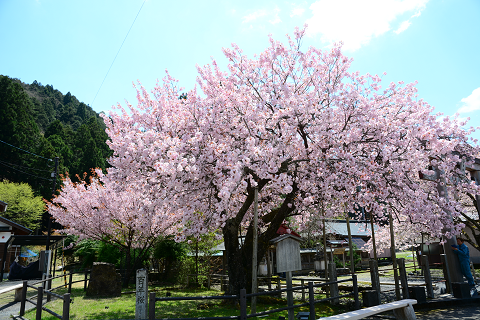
[415,304,480,320]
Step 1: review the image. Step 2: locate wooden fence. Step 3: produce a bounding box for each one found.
[150,275,359,320]
[19,269,90,320]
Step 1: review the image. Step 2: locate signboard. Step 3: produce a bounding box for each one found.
[135,269,148,319]
[333,248,346,254]
[274,235,302,273]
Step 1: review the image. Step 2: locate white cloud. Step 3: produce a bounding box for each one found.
[394,20,411,34]
[242,7,282,25]
[305,0,429,51]
[458,87,480,113]
[242,10,267,23]
[269,7,282,24]
[291,7,305,17]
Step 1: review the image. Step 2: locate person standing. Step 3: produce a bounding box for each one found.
[452,237,476,292]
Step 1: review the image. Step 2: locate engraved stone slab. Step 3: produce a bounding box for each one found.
[136,269,148,319]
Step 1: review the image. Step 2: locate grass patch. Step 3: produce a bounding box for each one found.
[24,275,354,320]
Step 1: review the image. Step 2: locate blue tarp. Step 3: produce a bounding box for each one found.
[19,249,37,257]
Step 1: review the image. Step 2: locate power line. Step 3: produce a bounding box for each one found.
[0,139,52,161]
[0,161,53,181]
[0,159,52,172]
[90,0,146,107]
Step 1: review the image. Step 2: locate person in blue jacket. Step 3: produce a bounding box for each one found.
[452,237,475,288]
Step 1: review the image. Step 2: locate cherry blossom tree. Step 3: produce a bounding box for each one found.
[47,169,177,285]
[92,27,479,293]
[366,161,480,255]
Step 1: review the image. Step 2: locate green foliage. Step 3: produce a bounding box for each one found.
[0,180,44,230]
[73,238,151,270]
[154,236,187,261]
[0,75,112,206]
[153,236,188,282]
[74,239,99,269]
[333,244,361,270]
[177,233,222,287]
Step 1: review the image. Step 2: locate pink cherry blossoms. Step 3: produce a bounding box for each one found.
[48,27,479,292]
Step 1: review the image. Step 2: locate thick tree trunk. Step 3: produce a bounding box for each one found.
[223,218,247,294]
[222,188,296,295]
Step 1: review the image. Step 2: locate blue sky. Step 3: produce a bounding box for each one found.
[1,0,479,142]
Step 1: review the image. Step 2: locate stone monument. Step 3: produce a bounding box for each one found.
[86,262,122,297]
[136,269,148,319]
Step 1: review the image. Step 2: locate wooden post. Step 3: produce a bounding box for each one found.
[286,271,294,320]
[53,248,57,277]
[68,273,73,294]
[36,286,43,320]
[266,248,272,291]
[440,254,451,293]
[149,292,156,320]
[20,280,27,316]
[47,274,52,302]
[352,274,360,310]
[62,293,70,320]
[308,281,315,320]
[322,215,329,298]
[84,270,88,291]
[346,214,355,275]
[239,289,247,320]
[328,262,339,305]
[369,259,381,304]
[207,274,211,290]
[389,213,401,300]
[398,258,409,299]
[277,278,281,298]
[422,255,434,298]
[370,213,378,261]
[301,279,305,301]
[251,186,259,314]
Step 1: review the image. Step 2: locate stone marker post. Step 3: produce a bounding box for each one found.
[136,269,148,319]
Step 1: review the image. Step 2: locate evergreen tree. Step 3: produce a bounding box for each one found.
[0,75,46,188]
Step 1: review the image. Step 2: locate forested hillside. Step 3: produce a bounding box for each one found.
[0,75,112,203]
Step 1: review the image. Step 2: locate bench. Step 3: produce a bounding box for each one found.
[0,283,24,302]
[322,299,417,320]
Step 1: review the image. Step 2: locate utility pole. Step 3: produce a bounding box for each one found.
[46,157,59,251]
